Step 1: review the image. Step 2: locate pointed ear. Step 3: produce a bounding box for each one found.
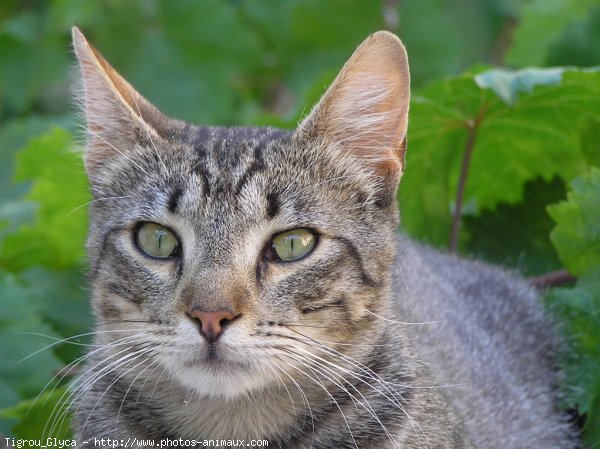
[296,31,410,182]
[72,27,169,176]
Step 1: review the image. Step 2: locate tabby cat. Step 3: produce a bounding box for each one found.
[70,27,577,448]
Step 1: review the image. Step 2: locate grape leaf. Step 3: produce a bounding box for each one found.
[400,67,600,247]
[463,177,565,276]
[548,168,600,276]
[545,169,600,447]
[546,270,600,447]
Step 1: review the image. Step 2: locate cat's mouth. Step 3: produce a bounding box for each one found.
[206,342,220,361]
[193,340,240,368]
[165,339,273,398]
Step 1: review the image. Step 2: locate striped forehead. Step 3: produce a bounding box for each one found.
[164,126,293,225]
[191,126,290,199]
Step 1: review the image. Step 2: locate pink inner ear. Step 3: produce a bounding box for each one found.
[297,31,410,178]
[331,73,408,172]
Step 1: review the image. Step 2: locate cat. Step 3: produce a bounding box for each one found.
[69,26,578,448]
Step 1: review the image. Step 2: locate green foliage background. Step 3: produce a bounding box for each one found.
[0,0,599,446]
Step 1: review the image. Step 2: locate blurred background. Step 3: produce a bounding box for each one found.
[2,0,600,123]
[0,0,599,445]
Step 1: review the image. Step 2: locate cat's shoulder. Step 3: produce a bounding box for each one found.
[391,234,557,378]
[394,235,543,322]
[390,236,577,448]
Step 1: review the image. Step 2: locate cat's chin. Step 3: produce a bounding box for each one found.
[175,365,273,399]
[160,353,274,399]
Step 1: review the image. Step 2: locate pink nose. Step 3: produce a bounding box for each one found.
[189,308,237,343]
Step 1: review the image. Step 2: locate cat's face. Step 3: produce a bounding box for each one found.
[73,28,409,398]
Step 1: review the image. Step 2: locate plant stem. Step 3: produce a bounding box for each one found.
[529,269,577,289]
[491,15,518,66]
[449,116,480,253]
[382,0,401,31]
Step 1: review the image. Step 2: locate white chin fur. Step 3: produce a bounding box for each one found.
[178,365,272,399]
[159,352,274,399]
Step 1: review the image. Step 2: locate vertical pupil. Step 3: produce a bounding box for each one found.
[156,230,165,249]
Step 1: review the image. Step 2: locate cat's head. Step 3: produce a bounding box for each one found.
[73,27,409,398]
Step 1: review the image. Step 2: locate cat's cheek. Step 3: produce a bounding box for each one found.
[93,283,146,319]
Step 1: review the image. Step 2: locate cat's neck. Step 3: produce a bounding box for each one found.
[159,383,306,441]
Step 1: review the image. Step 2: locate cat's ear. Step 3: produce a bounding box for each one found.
[72,27,168,176]
[296,31,409,182]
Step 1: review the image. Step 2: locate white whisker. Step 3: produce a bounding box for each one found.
[131,94,168,175]
[67,196,132,215]
[276,355,359,449]
[363,308,440,326]
[77,123,150,176]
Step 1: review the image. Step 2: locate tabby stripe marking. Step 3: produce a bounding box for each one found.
[333,236,379,288]
[234,142,266,195]
[167,186,183,213]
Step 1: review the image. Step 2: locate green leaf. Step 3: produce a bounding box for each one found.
[548,168,600,276]
[0,266,87,438]
[47,0,106,34]
[546,169,600,447]
[546,269,600,447]
[397,0,506,86]
[0,116,72,246]
[400,67,600,247]
[80,0,263,125]
[546,5,600,68]
[463,177,564,276]
[0,387,72,440]
[0,271,64,405]
[1,128,90,271]
[19,268,91,359]
[474,67,566,105]
[507,0,597,67]
[0,12,70,115]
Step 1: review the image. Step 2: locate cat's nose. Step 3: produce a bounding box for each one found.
[189,308,238,343]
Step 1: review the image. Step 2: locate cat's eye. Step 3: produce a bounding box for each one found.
[135,223,180,259]
[270,228,317,262]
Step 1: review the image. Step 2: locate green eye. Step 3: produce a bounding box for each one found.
[271,228,317,262]
[136,223,179,258]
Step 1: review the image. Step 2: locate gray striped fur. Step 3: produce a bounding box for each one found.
[69,28,578,448]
